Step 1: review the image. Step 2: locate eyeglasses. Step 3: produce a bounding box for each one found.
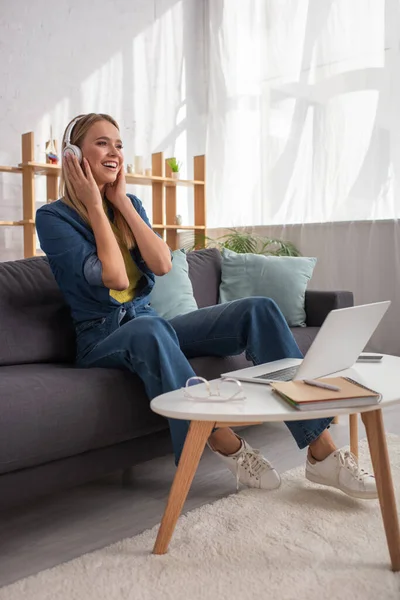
[183,376,246,403]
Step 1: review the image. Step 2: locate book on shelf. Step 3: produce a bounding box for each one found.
[271,377,382,411]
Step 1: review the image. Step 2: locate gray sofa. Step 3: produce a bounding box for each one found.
[0,248,353,510]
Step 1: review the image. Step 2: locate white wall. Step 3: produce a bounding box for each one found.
[0,0,207,260]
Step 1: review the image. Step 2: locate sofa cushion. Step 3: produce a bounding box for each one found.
[0,257,75,366]
[0,354,255,474]
[291,326,320,356]
[219,249,317,327]
[186,248,222,308]
[149,249,198,319]
[0,363,166,475]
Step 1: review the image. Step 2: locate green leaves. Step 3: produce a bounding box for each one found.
[259,238,301,257]
[182,229,301,256]
[166,157,182,173]
[218,229,258,253]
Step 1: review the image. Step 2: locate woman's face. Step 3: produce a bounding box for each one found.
[80,120,124,187]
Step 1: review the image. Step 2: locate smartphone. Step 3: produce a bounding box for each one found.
[357,353,384,362]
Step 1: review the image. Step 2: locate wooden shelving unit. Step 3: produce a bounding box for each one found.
[0,131,206,258]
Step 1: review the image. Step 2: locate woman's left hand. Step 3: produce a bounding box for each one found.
[105,166,129,211]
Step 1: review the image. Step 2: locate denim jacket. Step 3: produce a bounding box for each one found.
[35,194,156,324]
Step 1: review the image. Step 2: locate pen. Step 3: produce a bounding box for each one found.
[303,379,341,392]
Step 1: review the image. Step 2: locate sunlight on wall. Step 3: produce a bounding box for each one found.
[130,0,191,226]
[81,53,123,123]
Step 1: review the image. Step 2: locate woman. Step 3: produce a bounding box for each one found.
[36,113,376,499]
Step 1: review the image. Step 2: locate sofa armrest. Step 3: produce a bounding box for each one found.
[305,290,354,327]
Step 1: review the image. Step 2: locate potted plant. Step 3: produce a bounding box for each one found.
[167,157,182,180]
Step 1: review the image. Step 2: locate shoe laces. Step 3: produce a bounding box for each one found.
[337,449,373,482]
[235,446,273,491]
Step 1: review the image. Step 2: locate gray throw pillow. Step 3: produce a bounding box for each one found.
[149,249,198,320]
[219,248,317,327]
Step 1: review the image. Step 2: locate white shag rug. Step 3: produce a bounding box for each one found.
[1,437,400,600]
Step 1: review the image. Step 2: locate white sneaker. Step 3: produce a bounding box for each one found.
[208,438,281,491]
[306,449,378,499]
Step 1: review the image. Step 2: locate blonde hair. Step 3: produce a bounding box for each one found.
[60,113,135,249]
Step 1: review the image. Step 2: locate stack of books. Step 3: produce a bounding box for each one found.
[270,377,381,411]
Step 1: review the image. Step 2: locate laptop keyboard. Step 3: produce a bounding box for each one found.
[255,365,299,382]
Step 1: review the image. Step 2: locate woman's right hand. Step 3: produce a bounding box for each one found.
[64,154,102,210]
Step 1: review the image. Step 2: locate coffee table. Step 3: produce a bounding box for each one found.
[150,354,400,571]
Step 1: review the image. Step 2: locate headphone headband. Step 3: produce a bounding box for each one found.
[64,116,84,146]
[63,116,85,163]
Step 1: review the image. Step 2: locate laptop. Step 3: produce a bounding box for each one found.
[221,301,391,384]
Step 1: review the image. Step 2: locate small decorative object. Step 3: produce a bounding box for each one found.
[167,157,182,180]
[134,155,144,175]
[174,214,183,226]
[45,126,59,164]
[145,167,152,177]
[126,164,133,173]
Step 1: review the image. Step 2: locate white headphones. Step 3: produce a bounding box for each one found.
[63,116,84,163]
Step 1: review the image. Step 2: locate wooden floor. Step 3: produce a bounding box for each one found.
[1,408,400,588]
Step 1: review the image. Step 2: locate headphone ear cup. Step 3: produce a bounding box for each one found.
[63,145,82,163]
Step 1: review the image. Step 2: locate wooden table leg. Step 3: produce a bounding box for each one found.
[362,409,400,571]
[153,420,214,555]
[350,413,359,459]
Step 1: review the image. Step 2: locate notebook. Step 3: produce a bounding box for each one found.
[271,377,382,411]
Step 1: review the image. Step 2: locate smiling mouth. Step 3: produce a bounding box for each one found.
[102,162,119,171]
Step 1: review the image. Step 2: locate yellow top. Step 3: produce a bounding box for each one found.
[103,202,142,303]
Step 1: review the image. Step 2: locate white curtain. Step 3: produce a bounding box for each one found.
[206,0,400,355]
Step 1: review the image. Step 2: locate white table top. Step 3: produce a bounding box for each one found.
[150,354,400,422]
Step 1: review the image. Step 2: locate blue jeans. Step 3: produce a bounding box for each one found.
[75,297,332,463]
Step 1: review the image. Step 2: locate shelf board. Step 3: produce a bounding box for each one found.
[17,163,205,186]
[126,174,204,186]
[153,225,206,230]
[19,162,60,174]
[166,179,204,187]
[0,166,22,174]
[0,219,34,226]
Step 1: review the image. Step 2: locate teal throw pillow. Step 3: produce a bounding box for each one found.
[149,249,198,320]
[219,248,317,327]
